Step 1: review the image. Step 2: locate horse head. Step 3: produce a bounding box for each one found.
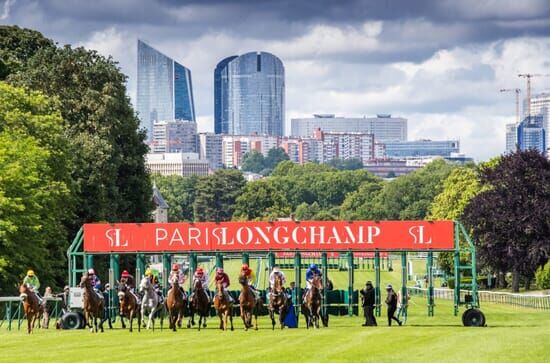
[79,272,91,289]
[139,277,151,293]
[274,274,284,292]
[19,284,29,301]
[312,275,323,290]
[117,283,127,303]
[192,279,202,292]
[238,274,248,286]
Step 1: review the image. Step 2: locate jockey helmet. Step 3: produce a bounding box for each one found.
[145,269,153,276]
[241,263,249,271]
[27,270,35,277]
[172,263,179,271]
[216,267,224,274]
[309,263,318,270]
[386,284,393,290]
[88,268,95,275]
[196,267,204,275]
[121,270,130,278]
[272,266,280,273]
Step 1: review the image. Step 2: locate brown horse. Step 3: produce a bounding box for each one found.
[117,283,140,332]
[19,284,43,334]
[268,273,289,330]
[166,279,186,331]
[187,279,210,331]
[213,279,234,331]
[301,275,323,329]
[80,273,104,333]
[238,275,261,331]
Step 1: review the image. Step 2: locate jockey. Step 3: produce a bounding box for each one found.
[191,266,210,302]
[23,270,42,304]
[168,264,187,298]
[303,263,322,301]
[87,268,102,291]
[120,270,140,303]
[145,269,162,293]
[269,266,287,291]
[215,267,233,303]
[240,264,259,299]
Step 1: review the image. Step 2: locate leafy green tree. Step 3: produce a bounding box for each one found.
[233,181,291,220]
[462,150,550,292]
[340,181,384,220]
[153,175,198,222]
[271,161,334,177]
[0,82,72,294]
[264,147,289,170]
[326,158,364,170]
[241,150,265,173]
[294,202,321,221]
[193,170,246,222]
[5,34,153,228]
[535,262,550,290]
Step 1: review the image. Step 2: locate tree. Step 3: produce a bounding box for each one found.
[241,150,265,174]
[233,181,291,220]
[340,181,384,220]
[264,147,290,170]
[295,202,321,221]
[326,158,364,170]
[428,166,482,275]
[193,170,246,222]
[153,175,198,222]
[0,82,72,294]
[462,150,550,292]
[3,27,153,232]
[535,262,550,290]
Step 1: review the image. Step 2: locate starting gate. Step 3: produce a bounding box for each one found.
[67,220,485,326]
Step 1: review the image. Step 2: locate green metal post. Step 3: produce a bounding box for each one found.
[242,253,250,265]
[459,222,479,308]
[321,252,328,317]
[136,253,146,279]
[400,252,408,321]
[388,256,393,271]
[294,252,301,324]
[427,251,434,316]
[109,253,120,318]
[268,252,275,271]
[216,253,224,269]
[453,222,460,316]
[189,253,197,291]
[347,252,354,316]
[374,251,381,317]
[85,254,94,271]
[162,253,171,294]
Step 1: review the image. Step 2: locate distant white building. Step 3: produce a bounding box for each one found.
[291,114,407,142]
[146,152,209,176]
[151,119,197,153]
[221,134,279,168]
[198,133,223,170]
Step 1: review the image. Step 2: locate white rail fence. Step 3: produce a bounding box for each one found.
[408,287,550,310]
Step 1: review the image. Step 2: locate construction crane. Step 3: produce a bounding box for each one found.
[500,88,521,124]
[518,73,550,118]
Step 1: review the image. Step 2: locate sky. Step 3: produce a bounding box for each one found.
[2,0,550,160]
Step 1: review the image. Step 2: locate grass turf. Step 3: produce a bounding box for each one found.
[1,300,548,363]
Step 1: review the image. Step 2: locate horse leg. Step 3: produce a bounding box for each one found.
[230,309,234,331]
[27,315,32,334]
[240,306,248,331]
[186,310,192,329]
[218,311,224,330]
[120,314,126,329]
[270,309,276,330]
[254,306,258,331]
[202,312,207,329]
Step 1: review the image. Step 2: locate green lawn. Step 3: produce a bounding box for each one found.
[1,300,548,363]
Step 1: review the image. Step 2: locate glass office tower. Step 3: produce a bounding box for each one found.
[137,40,195,140]
[214,52,284,136]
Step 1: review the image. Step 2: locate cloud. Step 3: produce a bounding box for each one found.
[1,0,16,20]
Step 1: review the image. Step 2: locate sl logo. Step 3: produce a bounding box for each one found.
[106,229,129,247]
[408,225,432,244]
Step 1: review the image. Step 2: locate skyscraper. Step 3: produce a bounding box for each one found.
[517,115,546,154]
[525,92,550,154]
[137,40,195,140]
[214,52,284,136]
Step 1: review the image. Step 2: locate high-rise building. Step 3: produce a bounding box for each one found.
[525,93,550,154]
[221,134,279,168]
[291,114,407,142]
[151,120,197,153]
[137,40,195,140]
[313,129,374,164]
[382,140,459,159]
[505,123,518,153]
[517,115,546,154]
[198,133,223,170]
[214,52,284,136]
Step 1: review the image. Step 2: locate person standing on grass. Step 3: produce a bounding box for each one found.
[385,284,402,326]
[360,281,377,326]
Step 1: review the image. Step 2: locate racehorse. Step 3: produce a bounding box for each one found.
[139,277,163,331]
[80,273,104,333]
[213,279,234,331]
[268,273,290,330]
[19,284,43,334]
[117,282,140,332]
[166,279,186,331]
[301,275,323,329]
[187,279,210,331]
[238,275,261,331]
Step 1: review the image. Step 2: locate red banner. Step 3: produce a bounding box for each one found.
[83,221,455,253]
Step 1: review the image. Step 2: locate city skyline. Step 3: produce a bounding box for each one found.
[2,0,550,160]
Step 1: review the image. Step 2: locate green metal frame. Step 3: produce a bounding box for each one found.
[66,220,480,322]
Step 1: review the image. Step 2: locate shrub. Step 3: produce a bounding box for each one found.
[535,262,550,290]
